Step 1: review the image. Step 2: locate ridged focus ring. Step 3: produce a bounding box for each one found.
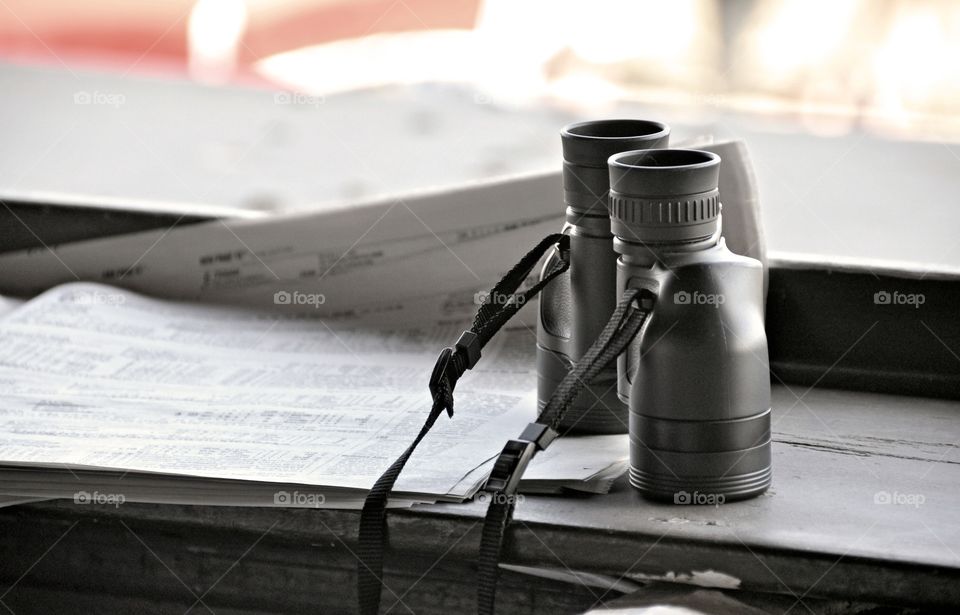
[606,149,722,244]
[608,189,720,226]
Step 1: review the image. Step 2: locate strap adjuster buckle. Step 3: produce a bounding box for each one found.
[482,422,558,495]
[428,330,482,417]
[428,347,456,417]
[484,439,535,495]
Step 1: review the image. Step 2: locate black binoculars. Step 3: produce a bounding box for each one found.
[358,119,774,615]
[537,120,771,502]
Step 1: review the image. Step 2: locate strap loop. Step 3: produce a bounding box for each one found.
[455,331,482,370]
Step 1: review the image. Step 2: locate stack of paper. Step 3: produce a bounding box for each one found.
[0,283,628,508]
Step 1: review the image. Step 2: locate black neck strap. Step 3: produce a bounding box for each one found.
[476,287,656,615]
[357,233,570,615]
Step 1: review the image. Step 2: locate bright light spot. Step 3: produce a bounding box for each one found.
[257,31,483,95]
[754,0,859,74]
[872,9,949,115]
[569,0,700,64]
[188,0,249,84]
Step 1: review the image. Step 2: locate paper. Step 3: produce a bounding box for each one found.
[0,283,624,507]
[484,434,628,495]
[0,284,527,495]
[0,172,563,319]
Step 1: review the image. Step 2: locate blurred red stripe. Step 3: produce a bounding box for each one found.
[0,0,481,77]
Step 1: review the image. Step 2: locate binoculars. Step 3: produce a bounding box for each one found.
[537,119,771,502]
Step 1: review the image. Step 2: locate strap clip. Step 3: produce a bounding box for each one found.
[428,347,456,417]
[428,330,482,417]
[482,422,557,494]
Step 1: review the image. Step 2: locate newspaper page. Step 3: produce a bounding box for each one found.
[0,172,563,317]
[0,284,542,504]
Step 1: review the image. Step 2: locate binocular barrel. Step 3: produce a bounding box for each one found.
[536,120,772,502]
[537,120,669,434]
[609,148,772,502]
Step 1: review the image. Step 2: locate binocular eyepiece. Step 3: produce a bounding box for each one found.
[561,120,671,216]
[608,149,720,244]
[538,121,772,503]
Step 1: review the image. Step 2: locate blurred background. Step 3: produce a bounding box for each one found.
[0,0,958,267]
